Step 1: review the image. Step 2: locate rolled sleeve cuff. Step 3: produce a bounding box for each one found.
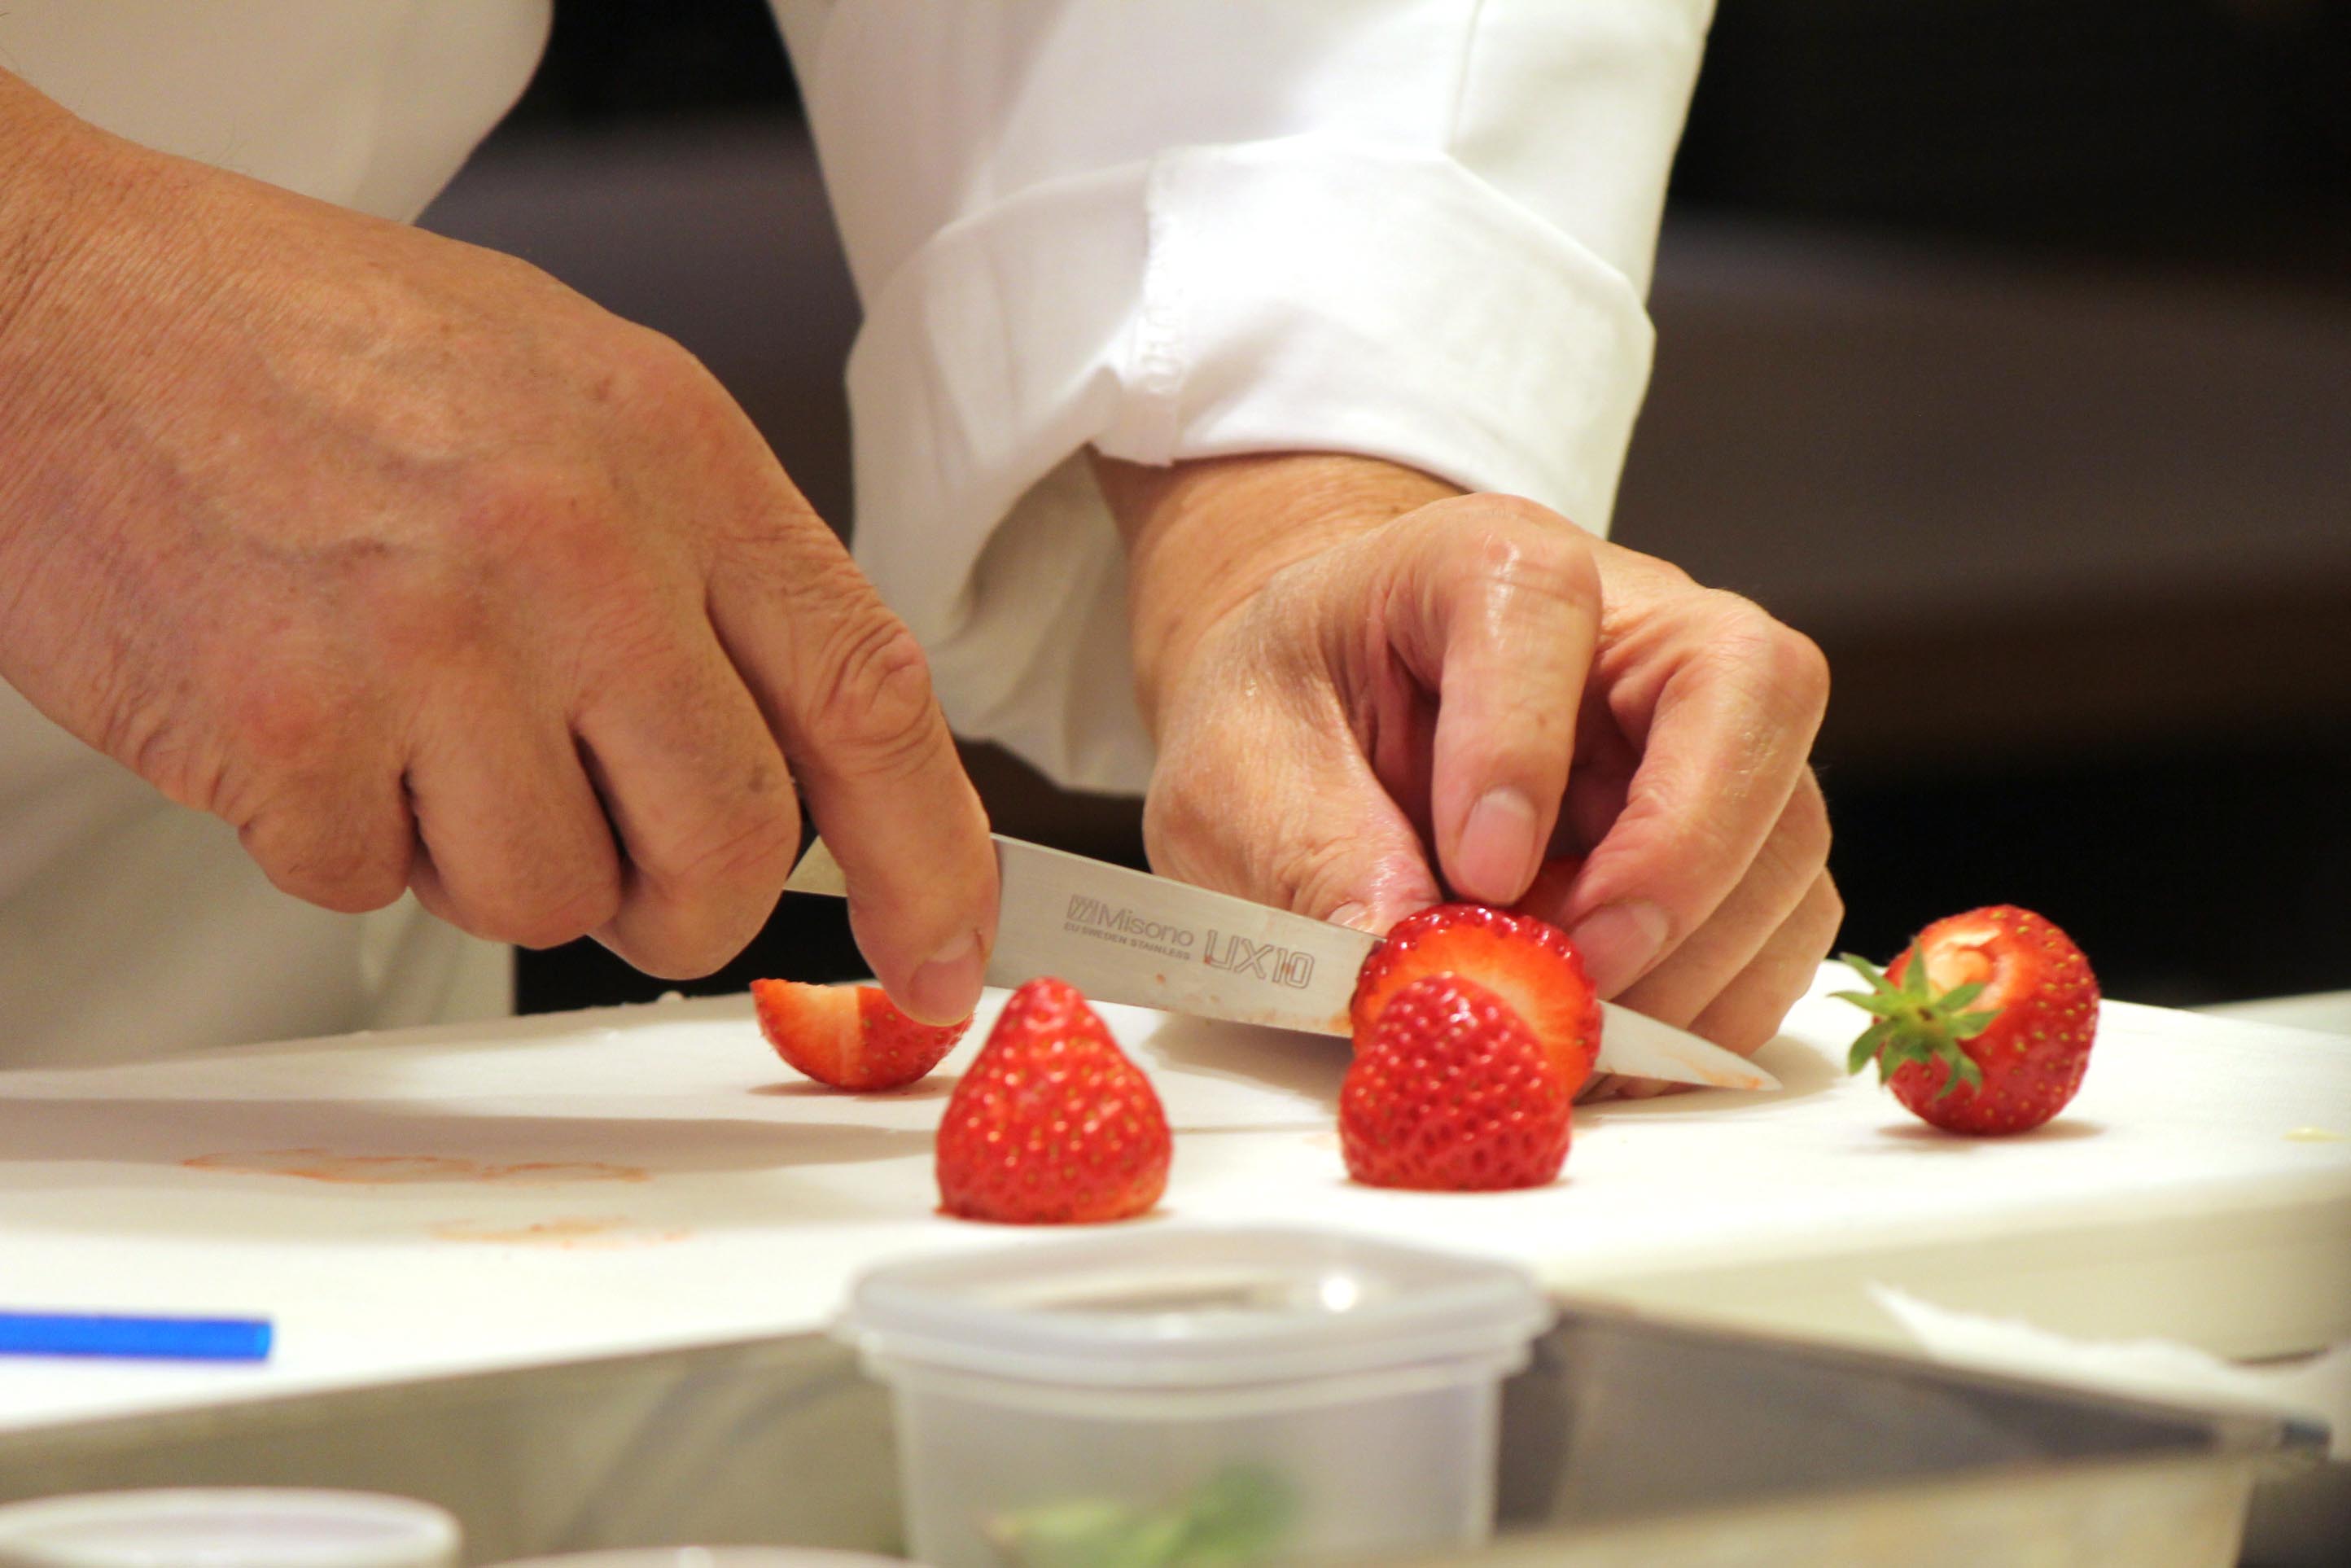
[847,134,1656,795]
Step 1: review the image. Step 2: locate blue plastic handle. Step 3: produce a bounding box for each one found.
[0,1311,273,1362]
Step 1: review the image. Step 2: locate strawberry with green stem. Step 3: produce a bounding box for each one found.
[1837,952,1999,1094]
[1836,905,2099,1135]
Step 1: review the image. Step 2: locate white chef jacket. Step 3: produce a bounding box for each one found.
[0,0,1708,1062]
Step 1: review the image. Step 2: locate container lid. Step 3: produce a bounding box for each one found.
[0,1491,458,1568]
[841,1227,1552,1390]
[490,1552,916,1568]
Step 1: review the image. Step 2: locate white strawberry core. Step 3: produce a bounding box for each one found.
[803,985,859,1028]
[1922,944,1990,992]
[1920,925,2013,1011]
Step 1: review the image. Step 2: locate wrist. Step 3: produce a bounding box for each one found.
[0,72,104,337]
[0,72,200,590]
[1094,450,1460,732]
[0,74,101,579]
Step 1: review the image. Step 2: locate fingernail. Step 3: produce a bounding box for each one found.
[1569,900,1671,996]
[1329,901,1376,933]
[905,929,984,1023]
[1455,787,1540,904]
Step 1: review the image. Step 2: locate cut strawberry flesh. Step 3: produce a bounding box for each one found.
[752,979,969,1092]
[1916,919,2014,1011]
[1350,905,1600,1093]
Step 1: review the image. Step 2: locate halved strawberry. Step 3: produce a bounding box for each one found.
[1342,974,1573,1191]
[752,979,970,1092]
[1349,904,1600,1096]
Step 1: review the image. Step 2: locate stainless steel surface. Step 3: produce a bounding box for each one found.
[0,1302,2321,1568]
[787,836,1780,1091]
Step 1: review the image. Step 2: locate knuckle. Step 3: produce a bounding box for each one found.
[594,329,786,522]
[1263,820,1372,920]
[1429,491,1573,539]
[224,670,334,770]
[289,848,410,915]
[1619,542,1697,593]
[1145,761,1366,922]
[1516,537,1603,615]
[1710,1009,1785,1060]
[647,799,803,902]
[729,487,846,576]
[458,465,628,587]
[598,325,719,412]
[1701,593,1829,715]
[218,661,379,793]
[806,611,943,775]
[567,598,685,695]
[1446,510,1600,605]
[105,706,220,812]
[488,874,624,952]
[1703,956,1819,1056]
[246,810,410,914]
[1697,589,1778,650]
[360,554,497,665]
[442,469,678,670]
[1808,872,1847,951]
[1140,760,1223,884]
[1771,625,1832,715]
[451,464,552,546]
[1783,778,1834,872]
[619,932,734,983]
[528,475,631,565]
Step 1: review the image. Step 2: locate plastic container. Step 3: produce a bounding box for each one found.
[0,1293,2319,1566]
[490,1553,912,1568]
[838,1228,1553,1568]
[0,1490,459,1568]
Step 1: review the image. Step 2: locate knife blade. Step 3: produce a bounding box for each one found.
[786,834,1780,1091]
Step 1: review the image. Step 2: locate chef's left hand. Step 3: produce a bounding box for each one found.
[1096,452,1841,1094]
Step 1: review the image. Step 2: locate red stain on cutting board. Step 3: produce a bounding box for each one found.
[182,1149,649,1185]
[431,1216,686,1249]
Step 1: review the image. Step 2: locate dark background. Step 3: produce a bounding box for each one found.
[415,0,2351,1018]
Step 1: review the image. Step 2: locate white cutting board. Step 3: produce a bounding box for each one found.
[2,966,2346,1435]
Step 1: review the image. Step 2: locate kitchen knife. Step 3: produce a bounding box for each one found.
[786,834,1781,1092]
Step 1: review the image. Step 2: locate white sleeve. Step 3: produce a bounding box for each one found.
[770,0,1712,794]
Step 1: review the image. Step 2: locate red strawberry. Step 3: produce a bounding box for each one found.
[1350,904,1600,1097]
[752,979,970,1092]
[1509,856,1587,922]
[936,977,1171,1224]
[1341,974,1573,1190]
[983,968,1116,1048]
[1835,905,2099,1135]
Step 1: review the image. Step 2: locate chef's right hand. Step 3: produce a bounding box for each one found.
[0,72,994,1021]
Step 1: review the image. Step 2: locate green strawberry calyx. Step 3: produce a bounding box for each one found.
[1831,945,2002,1101]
